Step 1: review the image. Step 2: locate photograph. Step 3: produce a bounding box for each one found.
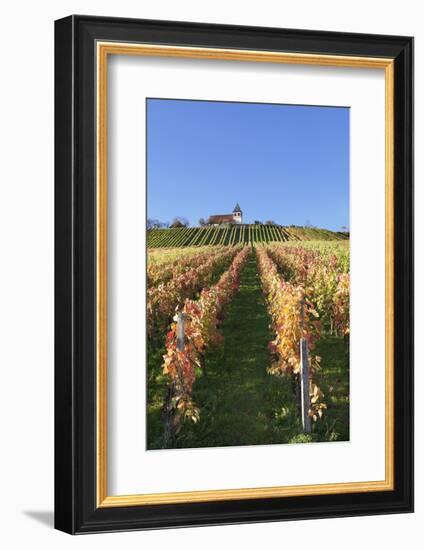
[146,98,350,450]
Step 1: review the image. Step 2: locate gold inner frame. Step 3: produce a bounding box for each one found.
[96,42,395,508]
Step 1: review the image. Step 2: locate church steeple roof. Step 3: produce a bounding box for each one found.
[233,203,242,213]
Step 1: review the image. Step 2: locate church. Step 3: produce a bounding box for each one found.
[207,203,243,226]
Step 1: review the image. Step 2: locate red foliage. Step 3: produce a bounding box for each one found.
[162,247,251,423]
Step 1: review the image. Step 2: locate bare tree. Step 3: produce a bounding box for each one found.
[198,218,207,227]
[170,216,189,228]
[147,218,169,229]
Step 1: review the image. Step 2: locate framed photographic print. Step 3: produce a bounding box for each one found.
[54,15,414,534]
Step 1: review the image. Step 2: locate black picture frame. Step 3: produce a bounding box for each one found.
[55,14,414,534]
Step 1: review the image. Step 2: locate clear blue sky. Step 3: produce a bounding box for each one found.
[147,98,349,230]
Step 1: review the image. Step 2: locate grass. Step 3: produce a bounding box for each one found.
[146,252,350,449]
[313,336,350,442]
[146,343,169,449]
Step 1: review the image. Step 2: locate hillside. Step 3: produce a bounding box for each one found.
[147,224,348,248]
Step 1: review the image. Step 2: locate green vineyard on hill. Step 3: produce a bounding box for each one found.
[147,224,348,248]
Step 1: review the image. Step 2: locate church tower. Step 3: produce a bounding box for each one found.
[232,203,243,224]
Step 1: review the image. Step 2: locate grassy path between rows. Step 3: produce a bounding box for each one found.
[176,252,301,449]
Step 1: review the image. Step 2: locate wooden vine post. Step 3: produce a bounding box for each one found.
[164,312,187,448]
[300,298,312,433]
[176,312,186,351]
[300,337,312,434]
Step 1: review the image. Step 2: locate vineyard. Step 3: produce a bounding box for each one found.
[147,224,348,248]
[147,240,350,449]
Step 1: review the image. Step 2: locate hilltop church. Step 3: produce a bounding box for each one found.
[207,203,243,226]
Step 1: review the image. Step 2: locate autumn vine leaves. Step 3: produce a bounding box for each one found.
[266,244,350,339]
[257,244,349,423]
[257,247,324,423]
[147,242,350,446]
[147,246,239,339]
[161,247,250,442]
